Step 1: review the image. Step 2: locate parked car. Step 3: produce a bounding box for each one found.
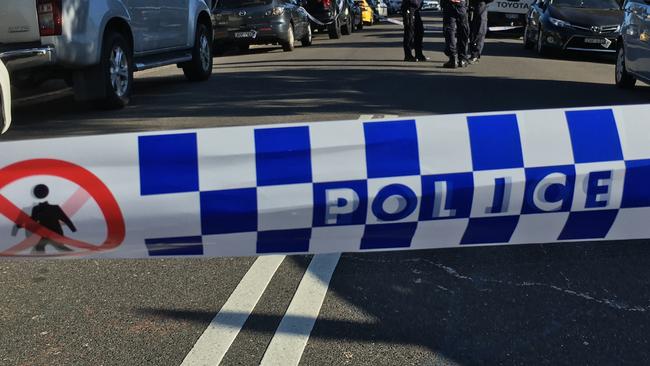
[422,0,441,11]
[358,0,376,25]
[0,59,10,134]
[305,0,354,38]
[615,0,650,88]
[213,0,313,53]
[488,0,535,32]
[347,0,365,30]
[523,0,623,55]
[0,0,213,109]
[376,0,390,16]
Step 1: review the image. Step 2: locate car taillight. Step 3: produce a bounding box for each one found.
[323,0,332,8]
[36,0,63,36]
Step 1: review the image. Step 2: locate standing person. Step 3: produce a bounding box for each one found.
[468,0,492,63]
[442,0,470,68]
[402,0,428,62]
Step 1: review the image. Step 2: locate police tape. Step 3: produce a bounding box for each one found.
[1,104,650,259]
[0,60,11,134]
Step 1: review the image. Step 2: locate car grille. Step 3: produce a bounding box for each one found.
[571,24,620,34]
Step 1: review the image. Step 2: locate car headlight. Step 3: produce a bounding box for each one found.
[265,7,285,16]
[548,16,571,28]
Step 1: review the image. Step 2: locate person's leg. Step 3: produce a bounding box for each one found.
[33,239,47,253]
[414,10,425,58]
[443,3,458,58]
[456,2,470,61]
[474,1,488,57]
[469,3,480,57]
[403,9,415,59]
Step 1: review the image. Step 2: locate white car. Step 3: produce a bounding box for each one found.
[422,0,440,10]
[376,0,389,17]
[0,59,10,134]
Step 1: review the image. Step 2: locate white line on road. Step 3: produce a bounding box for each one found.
[181,255,285,366]
[260,253,341,366]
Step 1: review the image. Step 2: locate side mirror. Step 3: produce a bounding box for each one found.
[0,60,11,134]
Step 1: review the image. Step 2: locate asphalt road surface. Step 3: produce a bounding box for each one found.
[2,14,650,366]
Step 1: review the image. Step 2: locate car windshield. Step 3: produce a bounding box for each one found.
[217,0,273,8]
[551,0,620,9]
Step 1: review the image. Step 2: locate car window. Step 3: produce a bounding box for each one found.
[551,0,620,9]
[217,0,274,8]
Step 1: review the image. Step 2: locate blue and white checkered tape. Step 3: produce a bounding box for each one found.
[1,105,650,258]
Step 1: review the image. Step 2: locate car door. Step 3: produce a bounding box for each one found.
[159,0,190,49]
[123,0,160,52]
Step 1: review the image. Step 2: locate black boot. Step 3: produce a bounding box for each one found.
[458,58,469,68]
[404,54,417,62]
[443,55,457,69]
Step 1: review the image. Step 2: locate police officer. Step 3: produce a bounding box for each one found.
[442,0,470,68]
[402,0,427,62]
[468,0,493,63]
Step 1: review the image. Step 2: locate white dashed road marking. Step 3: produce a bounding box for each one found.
[260,253,341,366]
[180,255,285,366]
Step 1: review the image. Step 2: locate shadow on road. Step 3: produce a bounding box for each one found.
[138,239,650,365]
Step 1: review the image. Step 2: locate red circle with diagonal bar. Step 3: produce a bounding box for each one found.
[0,159,125,257]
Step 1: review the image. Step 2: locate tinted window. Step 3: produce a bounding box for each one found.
[551,0,620,9]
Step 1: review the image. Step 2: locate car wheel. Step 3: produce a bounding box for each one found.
[523,24,534,49]
[342,14,352,35]
[536,28,548,56]
[282,25,296,51]
[328,18,342,39]
[182,23,213,82]
[615,42,636,89]
[301,23,313,46]
[96,30,133,109]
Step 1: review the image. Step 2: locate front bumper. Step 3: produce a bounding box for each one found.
[0,45,56,72]
[214,21,292,44]
[542,25,619,53]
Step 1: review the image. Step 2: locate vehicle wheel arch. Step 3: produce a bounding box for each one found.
[102,17,134,55]
[197,10,213,36]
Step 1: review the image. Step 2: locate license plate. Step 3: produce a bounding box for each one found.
[235,31,256,39]
[505,13,519,19]
[584,37,605,44]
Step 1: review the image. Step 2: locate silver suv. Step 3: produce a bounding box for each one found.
[0,0,214,108]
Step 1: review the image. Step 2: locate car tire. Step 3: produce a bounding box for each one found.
[301,23,313,47]
[342,14,352,35]
[536,28,548,56]
[523,24,534,49]
[615,42,636,89]
[95,30,133,109]
[328,19,342,39]
[182,23,213,82]
[282,25,296,51]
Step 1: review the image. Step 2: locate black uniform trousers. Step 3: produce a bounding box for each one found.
[403,8,424,58]
[442,0,469,60]
[469,1,488,58]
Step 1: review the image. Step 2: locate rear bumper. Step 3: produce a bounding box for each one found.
[0,45,56,72]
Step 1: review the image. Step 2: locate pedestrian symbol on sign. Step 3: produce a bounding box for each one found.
[12,184,78,253]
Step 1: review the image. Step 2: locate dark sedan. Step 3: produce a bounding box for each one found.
[524,0,623,55]
[213,0,313,53]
